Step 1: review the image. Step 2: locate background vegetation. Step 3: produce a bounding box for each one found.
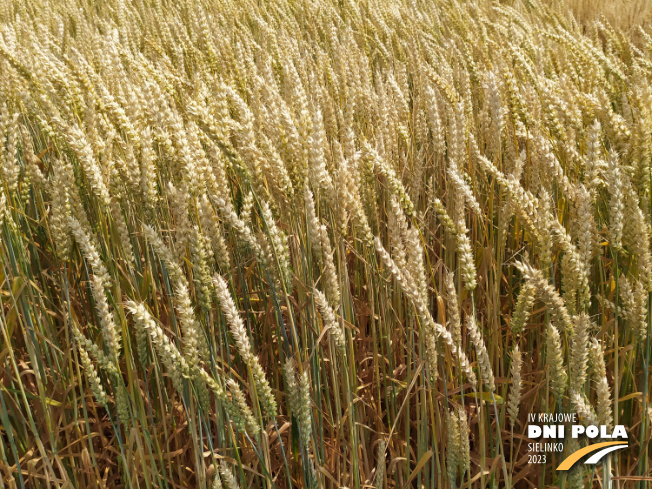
[566,0,652,30]
[0,0,651,487]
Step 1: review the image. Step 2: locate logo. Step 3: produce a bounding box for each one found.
[526,413,628,470]
[556,441,629,470]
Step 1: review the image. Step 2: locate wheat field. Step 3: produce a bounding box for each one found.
[565,0,652,30]
[0,0,651,487]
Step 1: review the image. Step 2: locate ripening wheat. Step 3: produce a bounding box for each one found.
[0,0,650,487]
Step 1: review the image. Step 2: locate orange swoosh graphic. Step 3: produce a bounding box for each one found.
[557,441,628,470]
